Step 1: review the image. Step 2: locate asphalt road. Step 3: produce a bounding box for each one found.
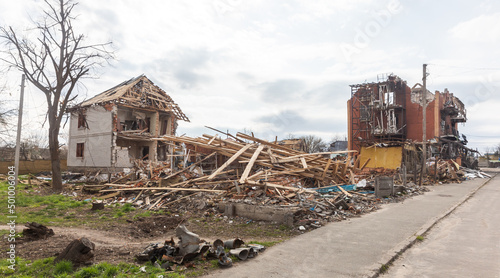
[384,173,500,278]
[206,176,491,278]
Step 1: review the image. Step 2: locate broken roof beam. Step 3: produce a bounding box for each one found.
[208,143,255,180]
[236,132,302,155]
[239,144,265,183]
[100,187,226,193]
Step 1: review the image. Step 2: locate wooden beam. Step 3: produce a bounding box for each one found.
[300,157,308,169]
[208,144,255,180]
[321,159,333,180]
[100,187,226,193]
[360,158,371,171]
[239,144,265,183]
[245,180,317,194]
[336,185,352,197]
[162,152,216,180]
[207,135,218,145]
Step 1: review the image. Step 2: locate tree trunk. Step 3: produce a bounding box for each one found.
[49,115,63,191]
[55,237,95,266]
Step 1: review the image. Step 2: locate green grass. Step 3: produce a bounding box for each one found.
[379,263,389,273]
[416,235,425,241]
[120,203,135,213]
[0,182,139,227]
[248,240,281,248]
[54,260,73,275]
[0,182,91,225]
[0,257,186,278]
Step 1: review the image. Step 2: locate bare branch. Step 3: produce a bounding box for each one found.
[0,0,114,190]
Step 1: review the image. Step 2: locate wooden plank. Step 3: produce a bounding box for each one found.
[336,185,352,197]
[360,158,371,171]
[208,143,255,180]
[148,195,165,210]
[300,157,308,169]
[267,147,278,164]
[162,193,197,207]
[100,187,226,193]
[284,150,358,160]
[162,152,216,180]
[194,179,238,185]
[239,144,265,183]
[245,180,317,194]
[353,155,361,169]
[97,192,120,199]
[349,169,356,184]
[321,159,332,180]
[102,183,135,187]
[207,135,218,145]
[341,161,348,176]
[237,132,301,154]
[246,170,265,181]
[110,172,134,184]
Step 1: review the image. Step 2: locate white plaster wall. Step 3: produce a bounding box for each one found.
[115,147,133,167]
[67,106,113,167]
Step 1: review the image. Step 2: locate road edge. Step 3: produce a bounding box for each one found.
[369,174,497,278]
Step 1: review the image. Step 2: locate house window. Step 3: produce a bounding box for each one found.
[77,113,87,129]
[161,120,168,135]
[76,143,84,158]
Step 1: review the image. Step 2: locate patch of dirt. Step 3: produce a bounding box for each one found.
[130,216,185,238]
[1,224,178,265]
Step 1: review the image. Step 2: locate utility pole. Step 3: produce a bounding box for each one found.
[419,64,428,186]
[14,74,26,187]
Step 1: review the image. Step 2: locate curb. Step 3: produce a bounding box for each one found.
[370,174,497,278]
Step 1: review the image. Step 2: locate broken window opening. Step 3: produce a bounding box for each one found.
[157,143,167,161]
[77,113,88,129]
[161,120,168,135]
[385,91,395,106]
[76,143,84,158]
[141,146,150,160]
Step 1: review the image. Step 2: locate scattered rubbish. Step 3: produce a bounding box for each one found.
[224,238,244,249]
[22,222,54,241]
[229,248,249,261]
[215,245,232,267]
[176,225,201,256]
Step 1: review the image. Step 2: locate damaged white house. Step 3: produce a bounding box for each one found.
[66,75,189,172]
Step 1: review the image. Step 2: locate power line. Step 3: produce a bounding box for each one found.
[428,63,500,71]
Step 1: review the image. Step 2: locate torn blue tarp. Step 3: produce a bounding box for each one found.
[309,184,357,194]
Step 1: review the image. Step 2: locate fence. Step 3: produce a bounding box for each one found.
[0,160,67,175]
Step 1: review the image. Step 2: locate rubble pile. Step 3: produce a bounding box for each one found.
[135,225,265,269]
[429,159,491,183]
[78,133,438,229]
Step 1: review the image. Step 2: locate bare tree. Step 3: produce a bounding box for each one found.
[0,84,15,145]
[299,135,327,153]
[20,133,49,160]
[495,144,500,156]
[0,0,113,191]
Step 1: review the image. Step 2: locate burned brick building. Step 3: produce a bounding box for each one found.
[347,74,474,167]
[66,75,189,172]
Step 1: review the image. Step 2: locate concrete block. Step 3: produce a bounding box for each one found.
[223,203,297,227]
[375,176,394,198]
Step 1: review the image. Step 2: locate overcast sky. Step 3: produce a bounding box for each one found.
[1,0,500,152]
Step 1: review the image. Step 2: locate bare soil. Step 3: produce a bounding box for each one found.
[1,213,293,266]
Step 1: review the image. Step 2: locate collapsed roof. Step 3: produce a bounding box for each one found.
[69,75,189,122]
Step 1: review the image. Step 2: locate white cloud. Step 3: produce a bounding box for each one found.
[450,13,500,42]
[0,0,499,149]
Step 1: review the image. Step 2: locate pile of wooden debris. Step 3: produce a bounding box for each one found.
[70,133,434,229]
